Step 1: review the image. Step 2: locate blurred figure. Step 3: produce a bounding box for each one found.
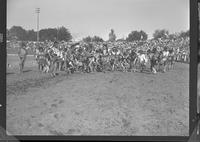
[18,41,28,73]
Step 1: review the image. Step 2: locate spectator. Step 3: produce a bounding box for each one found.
[18,41,28,73]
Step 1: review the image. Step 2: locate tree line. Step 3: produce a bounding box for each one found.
[7,26,72,42]
[7,26,189,43]
[83,29,189,43]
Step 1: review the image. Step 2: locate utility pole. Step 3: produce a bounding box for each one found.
[57,27,59,41]
[35,8,40,44]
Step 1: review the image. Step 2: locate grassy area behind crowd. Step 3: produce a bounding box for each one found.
[7,48,35,55]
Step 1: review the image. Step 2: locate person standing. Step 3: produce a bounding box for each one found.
[18,41,28,73]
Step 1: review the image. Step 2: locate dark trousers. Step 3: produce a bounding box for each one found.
[19,56,26,73]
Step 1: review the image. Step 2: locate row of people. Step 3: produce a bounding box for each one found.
[34,38,189,76]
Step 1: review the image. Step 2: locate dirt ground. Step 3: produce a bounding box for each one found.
[6,55,189,136]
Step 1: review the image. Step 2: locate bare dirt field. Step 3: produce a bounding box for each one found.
[6,55,189,136]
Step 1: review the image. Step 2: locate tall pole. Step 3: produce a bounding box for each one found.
[35,8,40,44]
[57,27,59,41]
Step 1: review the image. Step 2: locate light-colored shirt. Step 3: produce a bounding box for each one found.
[18,47,27,57]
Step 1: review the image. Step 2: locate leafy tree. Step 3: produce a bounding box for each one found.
[26,30,37,41]
[153,29,169,40]
[39,28,57,41]
[9,26,27,41]
[39,27,72,42]
[8,26,72,42]
[139,30,148,40]
[179,30,189,39]
[83,36,104,43]
[92,36,104,42]
[126,31,140,41]
[57,26,72,41]
[83,36,92,42]
[168,33,177,40]
[109,29,116,42]
[126,30,148,42]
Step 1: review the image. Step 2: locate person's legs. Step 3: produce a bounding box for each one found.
[59,61,62,71]
[150,61,153,72]
[22,56,26,70]
[21,58,25,70]
[19,56,24,73]
[19,62,22,73]
[38,64,41,71]
[49,62,55,77]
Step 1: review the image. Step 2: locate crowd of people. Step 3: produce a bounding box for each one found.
[16,37,189,76]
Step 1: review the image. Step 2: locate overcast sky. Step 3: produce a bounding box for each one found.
[7,0,189,40]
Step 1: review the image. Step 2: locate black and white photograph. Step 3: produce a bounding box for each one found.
[6,0,189,136]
